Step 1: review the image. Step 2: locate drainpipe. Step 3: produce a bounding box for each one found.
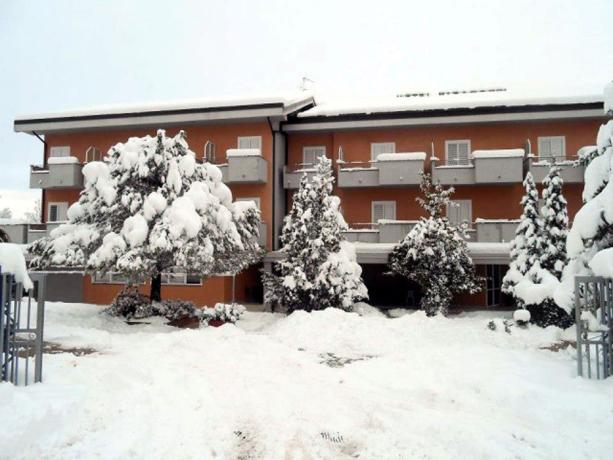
[32,131,47,224]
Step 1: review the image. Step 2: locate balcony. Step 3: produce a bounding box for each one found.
[30,158,83,189]
[283,165,319,189]
[26,222,63,243]
[218,149,267,184]
[527,155,585,184]
[343,219,511,244]
[432,149,524,185]
[475,219,518,243]
[338,153,425,188]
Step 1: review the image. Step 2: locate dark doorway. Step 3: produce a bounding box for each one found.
[361,264,421,308]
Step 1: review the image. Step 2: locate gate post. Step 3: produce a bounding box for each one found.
[575,276,583,377]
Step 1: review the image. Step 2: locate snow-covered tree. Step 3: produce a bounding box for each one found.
[502,172,543,307]
[389,173,481,316]
[554,113,613,310]
[263,156,367,312]
[510,165,573,327]
[30,130,262,301]
[540,165,568,278]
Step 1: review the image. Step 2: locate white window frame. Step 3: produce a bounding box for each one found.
[537,136,566,161]
[236,197,261,210]
[204,140,216,163]
[49,146,71,157]
[47,202,68,223]
[302,146,327,166]
[85,146,101,163]
[371,201,396,223]
[237,136,262,150]
[370,142,396,161]
[445,140,471,166]
[446,199,472,226]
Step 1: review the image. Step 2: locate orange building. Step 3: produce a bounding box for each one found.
[12,89,608,309]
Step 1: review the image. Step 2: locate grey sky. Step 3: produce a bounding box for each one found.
[1,0,612,215]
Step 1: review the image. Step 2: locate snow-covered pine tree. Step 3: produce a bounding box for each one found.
[389,173,481,317]
[540,164,569,278]
[554,113,613,311]
[518,164,573,328]
[262,156,367,312]
[30,130,262,301]
[501,172,543,307]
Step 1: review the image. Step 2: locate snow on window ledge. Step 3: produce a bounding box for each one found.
[471,149,524,159]
[226,148,262,158]
[48,156,80,165]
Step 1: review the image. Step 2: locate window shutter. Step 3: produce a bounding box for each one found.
[371,143,395,161]
[373,203,385,222]
[50,146,70,157]
[238,136,262,150]
[447,143,458,165]
[384,202,396,220]
[49,205,58,222]
[552,138,564,158]
[458,143,469,165]
[58,203,68,221]
[204,141,216,163]
[447,200,472,225]
[303,147,325,165]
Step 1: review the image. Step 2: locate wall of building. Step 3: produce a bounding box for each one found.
[287,118,601,224]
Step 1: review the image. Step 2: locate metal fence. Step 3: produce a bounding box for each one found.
[0,270,45,385]
[575,276,613,379]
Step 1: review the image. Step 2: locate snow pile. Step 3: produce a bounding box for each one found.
[513,308,531,323]
[0,243,33,289]
[226,148,262,157]
[588,247,613,278]
[472,149,524,159]
[1,302,611,459]
[376,152,426,161]
[48,156,80,165]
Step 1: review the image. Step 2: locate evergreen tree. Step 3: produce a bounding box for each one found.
[30,130,262,301]
[389,173,481,317]
[502,172,543,307]
[263,156,367,312]
[554,116,613,310]
[540,164,568,278]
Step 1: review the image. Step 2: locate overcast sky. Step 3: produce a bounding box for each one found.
[1,0,612,216]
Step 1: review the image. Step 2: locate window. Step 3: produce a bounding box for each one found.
[49,146,70,157]
[447,200,472,226]
[303,146,326,166]
[371,142,395,161]
[372,201,396,223]
[161,272,202,285]
[92,272,145,284]
[237,136,262,150]
[85,146,101,163]
[48,202,68,222]
[204,141,216,163]
[538,136,565,161]
[236,197,261,209]
[445,140,471,165]
[486,265,506,307]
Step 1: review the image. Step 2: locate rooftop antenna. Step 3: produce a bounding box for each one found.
[300,76,314,91]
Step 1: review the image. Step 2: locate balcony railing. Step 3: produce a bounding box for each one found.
[432,149,524,185]
[338,153,425,188]
[527,155,584,183]
[216,149,268,184]
[343,219,512,244]
[283,164,320,189]
[29,161,83,189]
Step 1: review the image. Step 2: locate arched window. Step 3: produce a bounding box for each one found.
[85,146,101,163]
[204,141,216,163]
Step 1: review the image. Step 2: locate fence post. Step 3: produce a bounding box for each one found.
[575,276,583,377]
[34,274,45,383]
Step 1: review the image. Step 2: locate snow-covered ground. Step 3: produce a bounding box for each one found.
[1,303,612,459]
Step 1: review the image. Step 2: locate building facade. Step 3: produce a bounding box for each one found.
[8,90,607,309]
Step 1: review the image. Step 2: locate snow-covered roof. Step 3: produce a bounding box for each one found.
[298,90,603,118]
[14,92,315,134]
[16,92,314,122]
